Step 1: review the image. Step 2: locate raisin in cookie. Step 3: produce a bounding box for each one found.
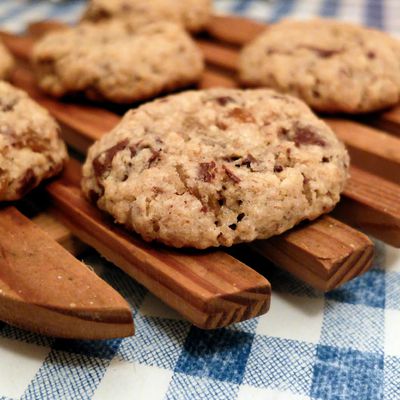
[81,0,212,33]
[0,41,14,80]
[0,81,68,201]
[82,88,349,249]
[32,22,204,103]
[240,19,400,113]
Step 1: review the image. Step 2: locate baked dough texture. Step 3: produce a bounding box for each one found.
[32,22,204,103]
[81,0,212,33]
[240,19,400,113]
[82,88,349,249]
[0,81,68,201]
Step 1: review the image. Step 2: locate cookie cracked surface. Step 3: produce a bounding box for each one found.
[81,0,212,33]
[32,22,204,103]
[82,88,349,249]
[0,81,68,201]
[240,19,400,113]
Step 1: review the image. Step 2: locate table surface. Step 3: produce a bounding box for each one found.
[0,1,400,400]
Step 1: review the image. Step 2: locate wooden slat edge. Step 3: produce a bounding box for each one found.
[0,206,133,339]
[252,215,374,291]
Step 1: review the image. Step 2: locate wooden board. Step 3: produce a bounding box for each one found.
[1,24,376,294]
[0,206,133,339]
[0,16,393,332]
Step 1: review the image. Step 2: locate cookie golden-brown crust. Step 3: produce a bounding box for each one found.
[0,82,68,201]
[240,19,400,113]
[32,22,204,104]
[82,88,349,249]
[81,0,212,33]
[0,41,14,80]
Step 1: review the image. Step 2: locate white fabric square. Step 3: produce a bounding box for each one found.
[385,309,400,357]
[237,385,310,400]
[385,246,400,273]
[93,359,172,400]
[0,337,50,399]
[256,292,324,343]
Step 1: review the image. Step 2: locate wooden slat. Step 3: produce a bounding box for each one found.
[252,216,374,291]
[32,212,85,255]
[335,167,400,247]
[45,160,271,329]
[0,206,133,339]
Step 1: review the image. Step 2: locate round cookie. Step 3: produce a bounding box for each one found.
[81,0,212,33]
[32,22,204,103]
[239,19,400,113]
[0,81,68,201]
[0,41,14,80]
[82,88,349,249]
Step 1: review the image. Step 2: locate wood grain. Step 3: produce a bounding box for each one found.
[335,167,400,247]
[0,206,133,339]
[45,161,271,329]
[252,216,374,292]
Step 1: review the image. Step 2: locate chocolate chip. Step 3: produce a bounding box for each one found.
[17,168,36,196]
[302,45,342,58]
[274,165,283,173]
[367,51,376,59]
[92,139,129,178]
[218,198,225,206]
[322,156,329,163]
[228,108,255,123]
[201,205,208,213]
[88,189,100,203]
[229,223,237,230]
[198,161,216,182]
[215,96,235,106]
[148,149,161,167]
[241,154,256,168]
[237,213,245,222]
[223,165,241,184]
[294,126,326,147]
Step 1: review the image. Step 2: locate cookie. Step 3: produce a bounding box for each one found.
[82,88,349,249]
[81,0,212,33]
[239,19,400,113]
[0,81,68,201]
[0,41,14,80]
[32,21,204,104]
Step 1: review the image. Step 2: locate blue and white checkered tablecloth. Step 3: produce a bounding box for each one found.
[0,1,399,399]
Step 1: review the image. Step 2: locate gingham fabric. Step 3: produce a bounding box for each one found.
[0,1,399,399]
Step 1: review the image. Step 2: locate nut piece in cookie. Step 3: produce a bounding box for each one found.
[32,21,204,104]
[82,88,349,249]
[0,41,14,80]
[81,0,212,33]
[0,81,68,201]
[240,18,400,113]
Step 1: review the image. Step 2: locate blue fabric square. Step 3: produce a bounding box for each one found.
[0,324,54,348]
[118,314,191,370]
[53,338,122,360]
[320,301,384,353]
[384,356,400,400]
[21,350,109,400]
[311,345,384,400]
[175,327,254,384]
[326,269,386,309]
[242,336,316,395]
[385,271,400,310]
[165,373,239,400]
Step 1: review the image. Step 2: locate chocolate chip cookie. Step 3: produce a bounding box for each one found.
[32,22,204,103]
[82,88,349,249]
[0,81,68,201]
[240,19,400,113]
[0,41,14,80]
[81,0,212,33]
